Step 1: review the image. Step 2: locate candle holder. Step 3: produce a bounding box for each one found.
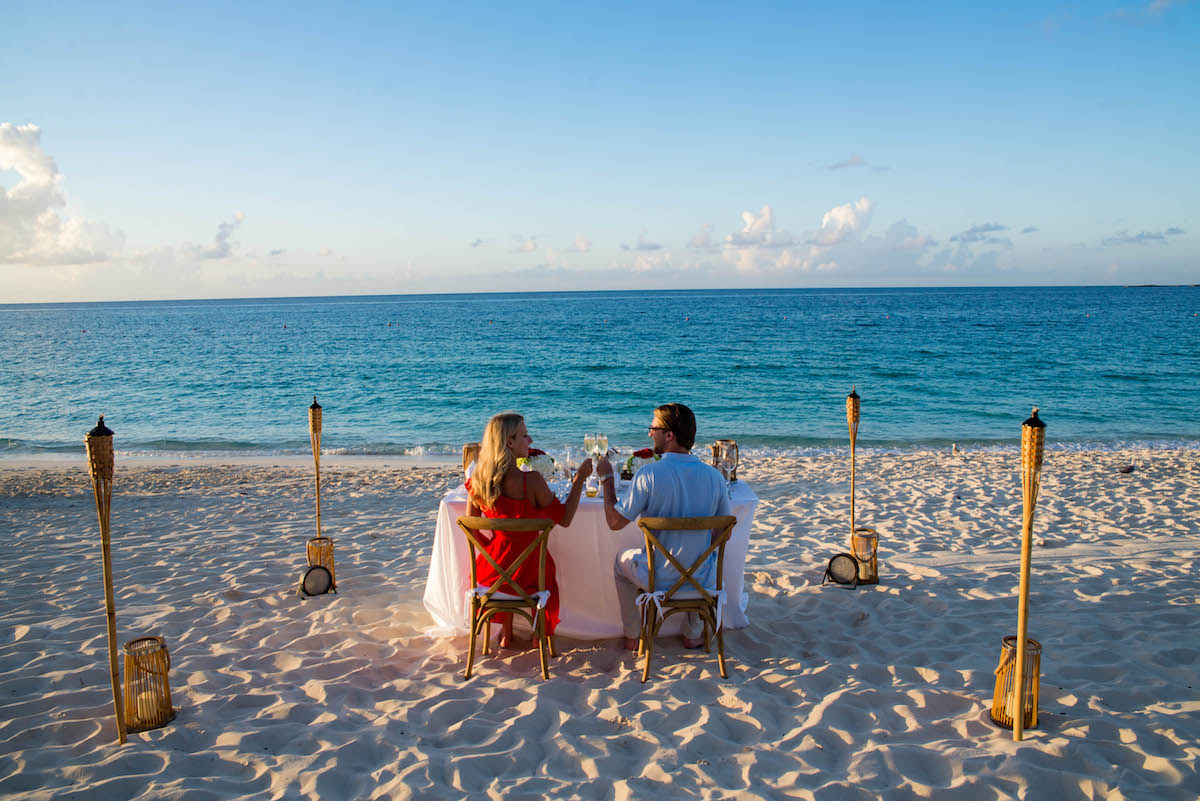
[990,635,1041,730]
[122,636,175,732]
[712,439,739,481]
[850,527,879,584]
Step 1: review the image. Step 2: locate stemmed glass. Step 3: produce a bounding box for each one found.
[583,434,596,459]
[596,433,608,459]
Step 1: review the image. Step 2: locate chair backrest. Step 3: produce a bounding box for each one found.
[462,443,481,472]
[636,516,737,604]
[456,516,555,607]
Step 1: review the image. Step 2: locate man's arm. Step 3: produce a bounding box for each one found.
[595,456,632,530]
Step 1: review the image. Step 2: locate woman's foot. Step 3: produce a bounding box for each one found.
[498,621,516,649]
[623,637,640,651]
[682,635,704,649]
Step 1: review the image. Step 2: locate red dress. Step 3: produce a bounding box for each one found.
[467,474,566,635]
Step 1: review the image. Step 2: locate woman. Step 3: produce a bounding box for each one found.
[466,412,593,648]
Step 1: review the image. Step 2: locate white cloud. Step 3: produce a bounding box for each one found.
[621,230,663,251]
[515,235,538,253]
[568,235,591,253]
[632,250,673,272]
[0,123,123,265]
[187,211,245,260]
[809,197,874,247]
[687,223,716,250]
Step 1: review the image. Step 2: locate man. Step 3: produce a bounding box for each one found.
[595,403,732,651]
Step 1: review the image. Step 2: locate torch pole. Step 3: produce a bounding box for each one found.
[86,416,126,745]
[1013,407,1045,741]
[847,388,861,548]
[309,397,323,538]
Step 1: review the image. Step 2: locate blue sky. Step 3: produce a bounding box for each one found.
[1,1,1196,301]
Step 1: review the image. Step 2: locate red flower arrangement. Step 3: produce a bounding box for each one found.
[528,448,546,456]
[632,448,655,458]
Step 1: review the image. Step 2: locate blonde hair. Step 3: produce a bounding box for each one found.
[470,412,524,510]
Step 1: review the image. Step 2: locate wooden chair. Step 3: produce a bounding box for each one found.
[635,515,737,683]
[456,515,558,680]
[461,443,480,473]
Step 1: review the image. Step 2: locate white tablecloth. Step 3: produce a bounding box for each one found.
[423,481,759,639]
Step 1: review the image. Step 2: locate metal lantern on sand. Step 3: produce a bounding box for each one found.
[845,387,879,584]
[85,416,126,744]
[305,397,336,594]
[990,407,1046,739]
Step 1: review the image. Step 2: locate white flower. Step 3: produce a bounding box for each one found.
[517,454,557,481]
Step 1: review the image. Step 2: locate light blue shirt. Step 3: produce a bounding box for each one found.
[615,452,733,592]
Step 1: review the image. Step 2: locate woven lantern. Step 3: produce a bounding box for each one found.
[990,635,1041,730]
[307,397,335,589]
[123,636,175,731]
[1003,407,1046,740]
[84,415,126,745]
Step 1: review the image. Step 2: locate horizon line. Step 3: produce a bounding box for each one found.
[4,283,1198,308]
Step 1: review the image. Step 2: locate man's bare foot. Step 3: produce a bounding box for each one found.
[682,635,704,649]
[623,637,640,651]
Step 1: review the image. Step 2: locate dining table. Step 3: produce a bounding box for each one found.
[423,477,759,639]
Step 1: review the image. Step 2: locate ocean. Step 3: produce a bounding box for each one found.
[2,286,1198,459]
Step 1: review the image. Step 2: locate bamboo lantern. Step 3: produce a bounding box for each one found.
[846,387,861,546]
[85,415,126,745]
[1011,407,1046,741]
[307,397,335,588]
[990,635,1041,730]
[123,636,175,731]
[851,527,879,584]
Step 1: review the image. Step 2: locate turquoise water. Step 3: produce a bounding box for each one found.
[2,286,1198,457]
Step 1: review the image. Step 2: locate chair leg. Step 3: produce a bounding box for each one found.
[641,618,658,683]
[637,602,649,657]
[549,633,559,659]
[482,618,490,656]
[716,625,727,679]
[464,603,478,680]
[537,612,550,680]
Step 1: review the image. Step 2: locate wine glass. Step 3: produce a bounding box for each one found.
[583,434,596,458]
[597,433,608,459]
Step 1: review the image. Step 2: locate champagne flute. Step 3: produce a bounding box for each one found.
[597,433,608,459]
[584,434,596,459]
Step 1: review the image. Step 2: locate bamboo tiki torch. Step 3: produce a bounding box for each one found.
[309,397,322,538]
[85,415,126,745]
[846,387,861,548]
[1013,407,1046,741]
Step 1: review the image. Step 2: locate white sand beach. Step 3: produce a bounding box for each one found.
[2,448,1198,800]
